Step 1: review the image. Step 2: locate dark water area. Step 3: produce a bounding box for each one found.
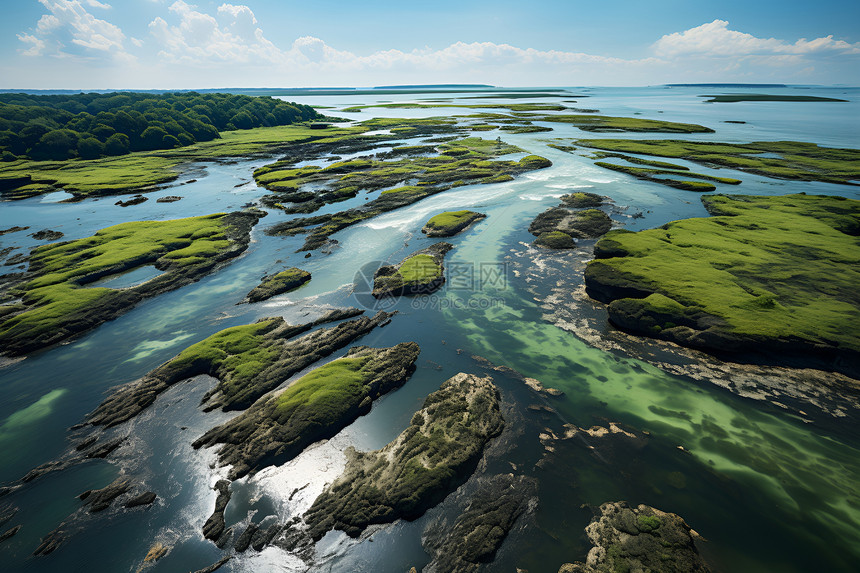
[0,86,858,572]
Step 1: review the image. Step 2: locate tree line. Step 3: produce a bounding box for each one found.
[0,92,320,161]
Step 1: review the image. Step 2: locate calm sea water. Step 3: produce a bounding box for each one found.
[0,86,858,573]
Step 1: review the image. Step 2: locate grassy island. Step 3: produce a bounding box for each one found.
[541,114,713,133]
[593,157,742,191]
[560,191,604,208]
[340,103,714,133]
[373,242,453,297]
[577,139,860,185]
[0,211,261,356]
[0,123,364,199]
[246,267,311,303]
[422,210,486,237]
[86,309,393,426]
[303,372,504,540]
[535,230,577,249]
[192,343,421,479]
[585,194,860,374]
[529,205,612,250]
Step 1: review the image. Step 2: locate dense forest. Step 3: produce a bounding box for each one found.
[0,92,320,161]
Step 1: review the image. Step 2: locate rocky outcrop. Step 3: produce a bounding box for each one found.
[0,524,21,544]
[422,211,486,237]
[584,194,860,376]
[86,308,376,426]
[372,242,453,298]
[0,226,29,236]
[234,522,259,552]
[537,422,648,469]
[193,343,420,479]
[529,196,612,250]
[125,491,157,508]
[301,372,504,540]
[33,527,66,556]
[0,211,262,357]
[191,556,232,573]
[30,229,64,241]
[530,207,612,239]
[560,191,604,208]
[202,480,231,544]
[115,195,148,207]
[422,473,538,573]
[471,354,564,397]
[557,501,711,573]
[79,478,131,513]
[245,267,311,303]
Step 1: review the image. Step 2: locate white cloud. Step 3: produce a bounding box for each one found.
[280,37,660,73]
[149,1,282,64]
[17,33,47,57]
[654,20,860,57]
[36,14,61,34]
[17,0,132,61]
[11,8,859,88]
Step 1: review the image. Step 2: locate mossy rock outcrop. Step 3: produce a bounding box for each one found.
[86,308,386,426]
[529,202,612,249]
[560,191,604,208]
[0,211,261,356]
[192,342,420,479]
[535,231,576,249]
[302,372,504,540]
[577,139,860,186]
[422,210,486,237]
[246,267,311,303]
[373,242,454,297]
[584,194,860,375]
[557,501,711,573]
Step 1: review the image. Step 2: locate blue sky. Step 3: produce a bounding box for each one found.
[2,0,859,88]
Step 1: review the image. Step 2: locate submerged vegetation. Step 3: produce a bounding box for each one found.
[576,139,860,185]
[585,194,860,373]
[0,212,260,356]
[0,91,318,161]
[192,343,420,479]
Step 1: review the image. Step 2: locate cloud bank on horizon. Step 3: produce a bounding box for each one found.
[6,0,860,88]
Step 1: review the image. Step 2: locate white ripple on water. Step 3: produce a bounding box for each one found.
[362,182,521,232]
